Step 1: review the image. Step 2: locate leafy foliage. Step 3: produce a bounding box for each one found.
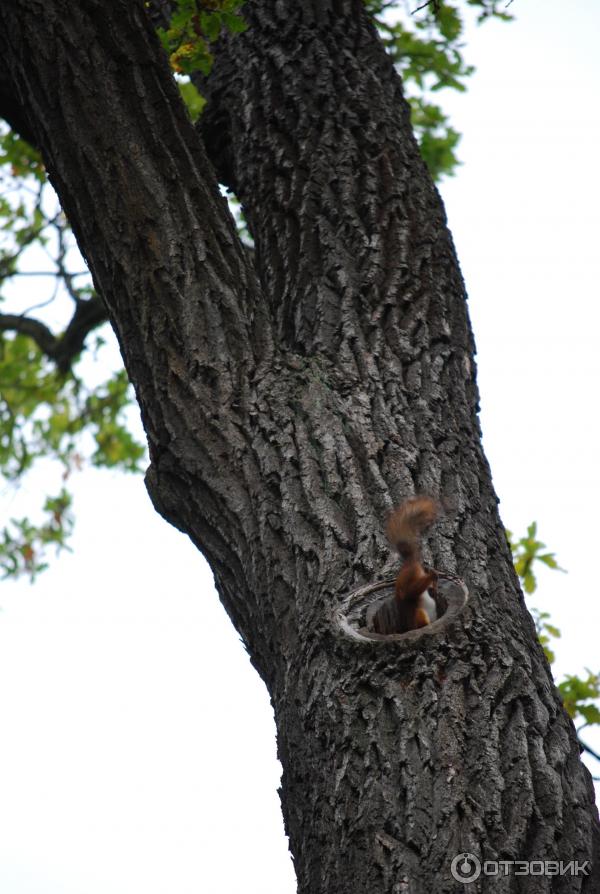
[0,332,144,581]
[177,78,206,122]
[156,0,247,76]
[0,127,45,181]
[559,673,600,727]
[507,524,600,761]
[0,490,74,581]
[507,521,565,596]
[506,522,566,665]
[364,1,513,179]
[0,336,143,477]
[0,125,145,581]
[529,608,561,665]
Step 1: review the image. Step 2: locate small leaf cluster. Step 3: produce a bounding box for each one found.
[0,129,45,182]
[506,523,566,666]
[506,521,565,595]
[177,79,206,122]
[529,608,561,665]
[364,0,513,179]
[559,673,600,727]
[0,337,144,480]
[0,120,146,581]
[157,0,247,76]
[373,3,473,92]
[0,490,73,582]
[409,100,461,182]
[0,137,49,279]
[508,523,600,755]
[0,333,145,581]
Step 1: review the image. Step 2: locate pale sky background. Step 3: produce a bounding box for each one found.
[1,2,599,892]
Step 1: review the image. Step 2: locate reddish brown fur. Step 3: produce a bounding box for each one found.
[386,496,438,559]
[386,496,438,632]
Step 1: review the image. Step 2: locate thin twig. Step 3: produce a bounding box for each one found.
[411,0,439,15]
[9,270,89,277]
[579,738,600,763]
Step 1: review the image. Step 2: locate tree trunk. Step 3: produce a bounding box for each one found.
[1,1,597,891]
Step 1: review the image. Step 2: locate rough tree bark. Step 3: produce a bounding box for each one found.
[1,1,598,891]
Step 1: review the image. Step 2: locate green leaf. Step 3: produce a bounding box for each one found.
[222,11,248,33]
[157,0,247,80]
[0,488,74,582]
[558,672,600,725]
[177,80,206,122]
[200,11,221,42]
[579,704,600,726]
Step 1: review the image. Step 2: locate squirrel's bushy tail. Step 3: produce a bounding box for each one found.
[386,496,438,560]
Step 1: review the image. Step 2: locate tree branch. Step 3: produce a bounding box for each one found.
[580,737,600,764]
[411,0,440,15]
[0,293,108,372]
[0,312,57,355]
[53,294,108,371]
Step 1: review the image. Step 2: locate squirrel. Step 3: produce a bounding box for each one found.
[384,495,439,633]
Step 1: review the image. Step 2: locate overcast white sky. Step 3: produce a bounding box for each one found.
[1,2,599,892]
